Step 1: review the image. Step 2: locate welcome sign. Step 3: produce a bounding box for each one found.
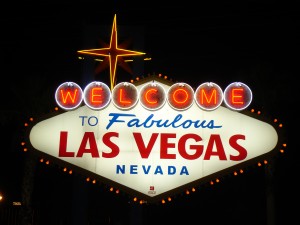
[28,77,279,202]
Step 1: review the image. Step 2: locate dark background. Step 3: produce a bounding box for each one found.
[0,1,298,224]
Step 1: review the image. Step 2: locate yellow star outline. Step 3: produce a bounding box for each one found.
[77,14,146,90]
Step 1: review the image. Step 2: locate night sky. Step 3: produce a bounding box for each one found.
[0,1,298,225]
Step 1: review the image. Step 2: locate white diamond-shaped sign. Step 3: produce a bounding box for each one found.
[29,80,278,202]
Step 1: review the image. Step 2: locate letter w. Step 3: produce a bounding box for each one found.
[60,89,78,103]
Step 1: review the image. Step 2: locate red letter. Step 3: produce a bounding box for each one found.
[204,134,227,160]
[76,132,100,158]
[145,88,158,104]
[133,133,159,158]
[91,87,103,103]
[178,134,203,160]
[173,88,188,104]
[102,132,120,158]
[231,88,244,104]
[229,134,247,161]
[60,89,79,104]
[59,131,75,157]
[201,88,217,105]
[119,88,131,104]
[160,133,176,159]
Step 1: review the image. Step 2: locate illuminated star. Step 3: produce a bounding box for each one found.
[77,14,146,90]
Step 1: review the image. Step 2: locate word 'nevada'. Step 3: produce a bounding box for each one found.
[55,81,252,112]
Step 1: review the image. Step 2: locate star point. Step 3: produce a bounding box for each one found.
[78,14,146,90]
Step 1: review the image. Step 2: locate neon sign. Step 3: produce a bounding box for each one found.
[27,13,283,203]
[55,81,252,111]
[29,79,279,203]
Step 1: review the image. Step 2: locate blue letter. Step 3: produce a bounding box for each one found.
[180,166,189,175]
[106,113,135,129]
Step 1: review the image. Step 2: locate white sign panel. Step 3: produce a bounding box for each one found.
[29,80,278,201]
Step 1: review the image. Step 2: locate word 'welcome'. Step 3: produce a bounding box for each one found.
[55,81,252,111]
